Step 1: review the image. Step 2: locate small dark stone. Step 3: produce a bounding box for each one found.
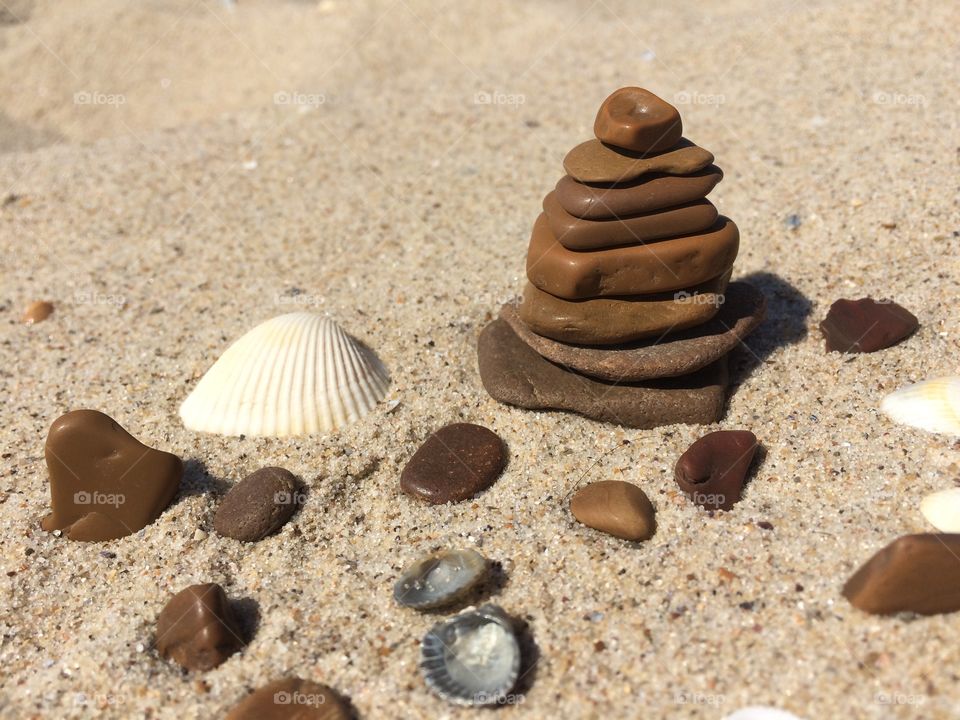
[674,430,759,511]
[156,583,244,671]
[213,467,300,542]
[819,297,918,353]
[400,423,506,504]
[757,521,774,530]
[843,534,960,615]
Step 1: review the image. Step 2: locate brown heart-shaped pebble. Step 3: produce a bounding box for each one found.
[819,297,918,353]
[156,583,244,671]
[214,467,301,542]
[593,87,683,154]
[225,677,351,720]
[400,423,506,504]
[674,430,759,511]
[42,409,182,541]
[570,481,655,541]
[842,534,960,615]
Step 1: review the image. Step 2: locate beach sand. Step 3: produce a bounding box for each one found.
[1,0,959,717]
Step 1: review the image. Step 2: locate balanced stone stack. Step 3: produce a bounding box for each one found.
[478,87,766,428]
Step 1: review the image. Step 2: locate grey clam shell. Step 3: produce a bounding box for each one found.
[420,604,521,706]
[393,548,488,610]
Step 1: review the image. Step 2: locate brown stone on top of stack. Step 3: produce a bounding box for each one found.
[593,87,683,154]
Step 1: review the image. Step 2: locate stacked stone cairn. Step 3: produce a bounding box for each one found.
[478,87,766,428]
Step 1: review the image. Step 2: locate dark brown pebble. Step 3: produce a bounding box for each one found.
[843,534,960,615]
[400,423,506,504]
[42,409,181,541]
[225,677,350,719]
[156,583,244,671]
[214,467,300,542]
[819,297,918,353]
[674,430,759,510]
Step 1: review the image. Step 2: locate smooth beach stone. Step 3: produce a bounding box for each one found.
[225,677,350,720]
[21,299,54,324]
[842,534,960,615]
[519,271,731,345]
[214,467,300,542]
[156,583,244,671]
[400,423,506,504]
[544,192,718,250]
[563,137,713,184]
[674,430,759,511]
[570,480,656,540]
[42,409,182,541]
[555,166,723,220]
[503,282,765,381]
[477,319,728,428]
[527,214,739,299]
[593,87,682,154]
[819,297,918,353]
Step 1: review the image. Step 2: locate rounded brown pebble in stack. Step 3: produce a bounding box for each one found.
[478,87,766,428]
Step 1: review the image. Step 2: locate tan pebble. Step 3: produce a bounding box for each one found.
[718,567,737,583]
[570,481,655,541]
[21,300,54,324]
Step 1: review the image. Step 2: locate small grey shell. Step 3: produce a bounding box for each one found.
[420,604,521,706]
[393,548,488,610]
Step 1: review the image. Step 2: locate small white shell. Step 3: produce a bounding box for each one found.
[180,313,389,437]
[880,376,960,436]
[394,548,488,610]
[420,604,520,706]
[920,487,960,532]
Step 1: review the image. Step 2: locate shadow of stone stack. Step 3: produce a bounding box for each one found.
[478,87,766,429]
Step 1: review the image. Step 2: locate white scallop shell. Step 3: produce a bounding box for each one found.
[179,313,389,437]
[920,487,960,532]
[880,376,960,436]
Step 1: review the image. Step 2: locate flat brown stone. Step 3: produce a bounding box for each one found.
[42,409,182,542]
[593,87,682,154]
[156,583,244,671]
[820,297,919,353]
[842,534,960,615]
[477,319,728,428]
[555,167,723,220]
[570,480,656,540]
[518,271,731,345]
[544,193,718,250]
[226,677,351,720]
[503,281,765,380]
[674,430,759,511]
[563,137,713,184]
[527,214,739,299]
[214,467,301,542]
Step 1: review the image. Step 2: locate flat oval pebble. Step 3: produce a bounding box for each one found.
[420,604,521,706]
[394,548,488,609]
[819,297,918,352]
[156,583,244,671]
[593,86,682,154]
[214,467,300,542]
[570,480,655,540]
[920,487,960,532]
[555,166,723,220]
[842,533,960,615]
[225,677,350,720]
[563,137,713,184]
[675,430,759,511]
[22,299,54,324]
[478,318,729,428]
[400,423,506,504]
[504,281,765,380]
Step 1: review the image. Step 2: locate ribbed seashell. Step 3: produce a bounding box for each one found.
[180,313,389,437]
[920,487,960,532]
[420,604,520,706]
[880,377,960,436]
[394,548,488,610]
